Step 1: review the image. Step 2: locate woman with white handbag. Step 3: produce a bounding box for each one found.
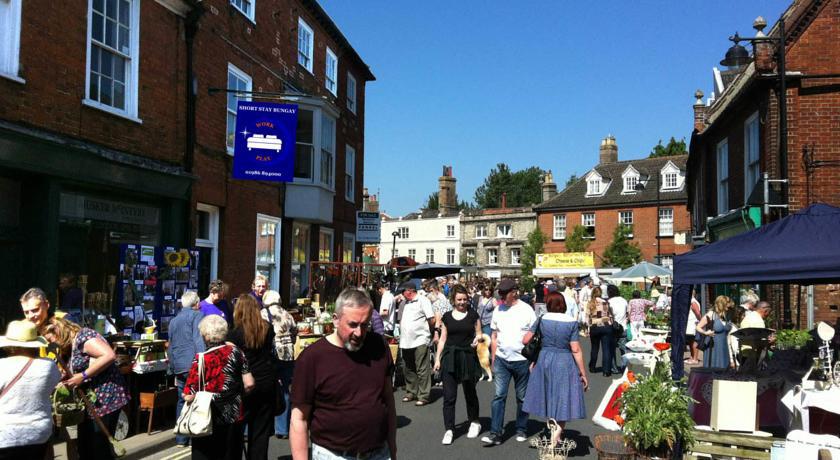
[182,315,255,460]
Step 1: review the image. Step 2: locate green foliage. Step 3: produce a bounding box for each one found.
[564,225,591,253]
[603,225,642,269]
[618,362,696,455]
[646,310,670,330]
[618,284,650,301]
[776,329,812,350]
[649,137,687,158]
[473,164,546,209]
[520,228,547,292]
[565,173,579,189]
[423,191,474,211]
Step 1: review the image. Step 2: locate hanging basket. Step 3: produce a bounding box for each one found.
[52,388,86,428]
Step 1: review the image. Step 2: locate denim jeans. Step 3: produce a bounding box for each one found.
[490,357,530,435]
[311,442,390,460]
[274,360,295,436]
[175,374,189,446]
[481,324,492,337]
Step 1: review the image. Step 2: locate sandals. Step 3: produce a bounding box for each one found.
[402,395,416,402]
[415,400,429,406]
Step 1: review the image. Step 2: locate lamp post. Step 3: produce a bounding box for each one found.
[636,175,661,264]
[391,230,400,260]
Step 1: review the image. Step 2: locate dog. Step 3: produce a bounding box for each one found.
[475,333,493,381]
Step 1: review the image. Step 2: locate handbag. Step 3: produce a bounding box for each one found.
[522,316,543,363]
[174,348,216,438]
[695,313,715,351]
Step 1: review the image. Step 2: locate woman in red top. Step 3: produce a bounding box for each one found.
[184,314,255,460]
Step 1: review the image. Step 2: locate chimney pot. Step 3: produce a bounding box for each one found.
[599,135,618,164]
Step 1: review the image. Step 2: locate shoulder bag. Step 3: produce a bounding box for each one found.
[174,348,217,437]
[695,313,715,351]
[521,316,543,363]
[0,358,33,400]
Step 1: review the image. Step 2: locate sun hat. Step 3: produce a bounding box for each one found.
[0,320,49,348]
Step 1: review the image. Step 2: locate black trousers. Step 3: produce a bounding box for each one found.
[589,325,614,372]
[192,421,243,460]
[442,371,479,431]
[77,410,120,460]
[0,443,47,460]
[243,384,276,460]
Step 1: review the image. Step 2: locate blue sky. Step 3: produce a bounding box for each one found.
[319,0,790,216]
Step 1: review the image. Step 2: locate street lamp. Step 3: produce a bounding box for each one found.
[635,175,661,264]
[391,230,400,260]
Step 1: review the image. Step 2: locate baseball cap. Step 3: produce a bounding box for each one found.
[497,278,518,295]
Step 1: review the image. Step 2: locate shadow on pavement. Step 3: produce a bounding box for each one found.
[396,415,412,429]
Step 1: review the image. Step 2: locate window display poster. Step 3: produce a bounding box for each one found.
[118,244,199,339]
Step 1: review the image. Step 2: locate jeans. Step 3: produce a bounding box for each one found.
[174,374,189,446]
[402,344,431,401]
[274,360,295,436]
[311,442,391,460]
[589,325,613,372]
[614,326,627,369]
[481,324,492,337]
[442,370,479,431]
[490,357,530,435]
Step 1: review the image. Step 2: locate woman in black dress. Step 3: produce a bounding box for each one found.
[433,284,483,445]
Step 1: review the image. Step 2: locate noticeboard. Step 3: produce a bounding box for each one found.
[356,211,381,243]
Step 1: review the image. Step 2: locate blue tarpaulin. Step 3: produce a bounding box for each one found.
[670,204,840,379]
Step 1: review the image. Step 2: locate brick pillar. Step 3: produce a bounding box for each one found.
[693,90,707,133]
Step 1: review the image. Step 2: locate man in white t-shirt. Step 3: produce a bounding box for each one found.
[397,281,435,405]
[481,279,536,446]
[376,282,396,334]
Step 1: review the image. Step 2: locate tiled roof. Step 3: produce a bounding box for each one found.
[535,155,688,211]
[383,208,460,221]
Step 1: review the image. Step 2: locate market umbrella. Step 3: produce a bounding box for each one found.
[607,261,672,283]
[398,263,463,279]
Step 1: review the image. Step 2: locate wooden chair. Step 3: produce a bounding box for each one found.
[136,388,178,434]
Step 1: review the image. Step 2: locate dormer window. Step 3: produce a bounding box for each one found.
[664,172,678,189]
[659,161,682,191]
[587,178,601,195]
[621,165,640,194]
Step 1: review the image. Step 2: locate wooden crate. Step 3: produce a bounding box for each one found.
[685,429,783,460]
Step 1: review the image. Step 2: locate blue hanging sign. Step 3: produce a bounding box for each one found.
[232,101,297,182]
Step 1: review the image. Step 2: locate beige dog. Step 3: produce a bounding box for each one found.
[475,333,493,381]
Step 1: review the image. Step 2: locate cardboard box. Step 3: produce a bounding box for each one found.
[711,379,757,432]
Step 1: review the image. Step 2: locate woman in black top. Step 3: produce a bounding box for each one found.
[228,294,276,460]
[433,284,483,445]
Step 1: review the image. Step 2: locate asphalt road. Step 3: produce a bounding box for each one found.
[150,339,618,460]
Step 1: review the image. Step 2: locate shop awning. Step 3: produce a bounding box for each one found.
[669,204,840,379]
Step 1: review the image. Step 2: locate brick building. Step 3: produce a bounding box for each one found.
[687,0,840,327]
[460,204,536,280]
[190,0,373,303]
[535,136,692,269]
[0,0,193,320]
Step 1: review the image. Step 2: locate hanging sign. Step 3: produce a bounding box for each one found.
[232,101,297,182]
[356,211,381,243]
[536,252,595,269]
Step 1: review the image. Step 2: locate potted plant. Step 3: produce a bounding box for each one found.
[775,329,811,350]
[617,362,696,459]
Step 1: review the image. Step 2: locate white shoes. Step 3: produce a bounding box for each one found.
[467,422,481,439]
[515,432,528,442]
[442,430,453,445]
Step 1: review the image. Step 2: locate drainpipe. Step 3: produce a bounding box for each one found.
[184,3,204,246]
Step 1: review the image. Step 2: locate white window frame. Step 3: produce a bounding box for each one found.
[425,248,435,263]
[510,248,521,266]
[408,248,416,260]
[346,72,357,114]
[587,178,601,195]
[0,0,24,83]
[319,114,335,188]
[465,248,475,264]
[319,227,334,262]
[297,17,314,73]
[475,225,487,239]
[582,212,596,239]
[659,255,674,269]
[623,176,638,193]
[398,227,409,239]
[497,224,512,238]
[717,139,729,213]
[230,0,255,22]
[553,214,566,240]
[293,102,337,190]
[342,232,355,263]
[744,111,760,201]
[619,210,634,237]
[345,145,355,202]
[255,213,282,290]
[226,63,252,154]
[487,248,498,266]
[325,47,338,96]
[659,208,674,237]
[663,172,678,189]
[84,0,141,121]
[446,225,455,238]
[196,203,220,281]
[446,248,456,264]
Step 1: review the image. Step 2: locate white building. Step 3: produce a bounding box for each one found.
[379,211,461,265]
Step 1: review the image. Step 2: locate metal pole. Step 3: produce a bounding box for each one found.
[777,17,791,328]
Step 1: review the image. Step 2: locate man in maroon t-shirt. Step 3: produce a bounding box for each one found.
[290,288,397,460]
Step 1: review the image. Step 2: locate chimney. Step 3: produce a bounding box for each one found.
[599,135,618,164]
[693,90,707,133]
[438,165,457,215]
[362,187,370,210]
[542,170,558,201]
[501,192,507,209]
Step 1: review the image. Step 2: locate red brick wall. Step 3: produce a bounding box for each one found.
[537,203,692,267]
[190,0,369,296]
[0,1,186,164]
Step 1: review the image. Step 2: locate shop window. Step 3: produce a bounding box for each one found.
[226,64,252,153]
[319,228,334,262]
[230,0,254,21]
[0,0,23,80]
[582,213,596,239]
[446,248,455,264]
[342,232,355,263]
[291,222,311,302]
[256,214,280,290]
[326,47,338,95]
[553,214,566,240]
[297,17,313,73]
[85,0,140,118]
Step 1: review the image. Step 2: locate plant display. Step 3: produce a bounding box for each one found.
[617,362,696,457]
[775,329,812,350]
[646,311,670,330]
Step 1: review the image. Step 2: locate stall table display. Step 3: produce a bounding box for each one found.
[687,368,785,428]
[110,339,175,438]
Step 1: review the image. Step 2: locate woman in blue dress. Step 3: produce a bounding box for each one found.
[522,292,589,438]
[696,295,734,369]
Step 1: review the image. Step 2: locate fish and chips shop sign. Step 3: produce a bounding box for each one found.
[232,101,297,182]
[536,252,595,269]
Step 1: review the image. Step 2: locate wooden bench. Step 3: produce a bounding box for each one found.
[685,429,783,460]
